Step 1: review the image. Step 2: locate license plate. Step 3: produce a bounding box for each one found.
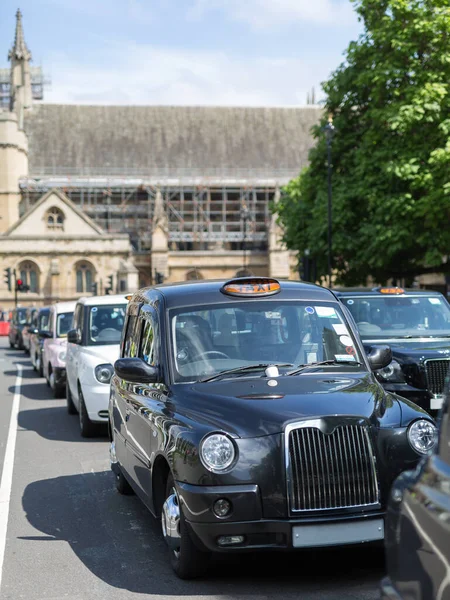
[292,518,384,548]
[430,396,444,410]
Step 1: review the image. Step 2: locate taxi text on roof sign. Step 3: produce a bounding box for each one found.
[376,287,405,295]
[221,278,281,297]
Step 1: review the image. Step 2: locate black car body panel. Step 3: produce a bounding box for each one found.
[381,385,450,600]
[109,278,437,564]
[8,307,28,349]
[334,289,450,414]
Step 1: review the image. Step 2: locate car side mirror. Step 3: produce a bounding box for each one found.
[67,329,80,344]
[366,345,392,371]
[114,358,159,384]
[30,328,39,335]
[39,330,52,338]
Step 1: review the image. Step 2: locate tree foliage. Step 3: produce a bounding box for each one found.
[276,0,450,285]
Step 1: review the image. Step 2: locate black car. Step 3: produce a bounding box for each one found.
[29,307,51,377]
[8,306,28,349]
[109,277,438,579]
[381,380,450,599]
[334,287,450,415]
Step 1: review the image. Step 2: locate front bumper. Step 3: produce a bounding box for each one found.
[81,382,110,422]
[380,577,402,600]
[177,481,385,553]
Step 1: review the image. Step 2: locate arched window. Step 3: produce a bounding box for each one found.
[46,207,65,230]
[186,269,203,280]
[18,261,39,293]
[75,262,94,293]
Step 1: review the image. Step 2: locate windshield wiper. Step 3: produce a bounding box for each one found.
[198,363,293,383]
[287,359,363,376]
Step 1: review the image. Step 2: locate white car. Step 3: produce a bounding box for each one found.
[66,294,128,437]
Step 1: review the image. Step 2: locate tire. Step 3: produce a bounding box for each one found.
[9,339,14,349]
[78,386,97,438]
[162,474,210,579]
[49,368,64,399]
[37,354,44,378]
[115,466,134,495]
[32,354,37,371]
[66,380,77,415]
[46,365,51,387]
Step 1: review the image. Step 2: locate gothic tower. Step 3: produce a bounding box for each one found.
[0,10,30,233]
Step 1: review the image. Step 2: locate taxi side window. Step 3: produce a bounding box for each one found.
[123,315,142,358]
[140,317,158,366]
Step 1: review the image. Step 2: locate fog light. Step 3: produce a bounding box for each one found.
[217,535,244,546]
[213,498,232,518]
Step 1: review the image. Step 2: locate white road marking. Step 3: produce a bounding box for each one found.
[0,364,22,592]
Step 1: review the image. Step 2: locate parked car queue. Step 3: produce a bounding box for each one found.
[5,279,450,587]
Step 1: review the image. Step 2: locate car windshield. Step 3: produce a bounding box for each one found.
[88,304,126,345]
[342,295,450,338]
[38,312,50,331]
[16,309,27,324]
[56,312,73,338]
[170,301,364,383]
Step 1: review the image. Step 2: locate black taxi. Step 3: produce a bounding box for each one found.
[108,277,437,579]
[334,287,450,415]
[381,378,450,600]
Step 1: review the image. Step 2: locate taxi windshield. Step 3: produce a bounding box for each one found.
[16,309,27,325]
[88,304,126,345]
[343,294,450,339]
[56,312,73,338]
[170,301,363,383]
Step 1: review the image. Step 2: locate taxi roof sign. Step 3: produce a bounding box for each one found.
[375,286,405,295]
[221,277,281,297]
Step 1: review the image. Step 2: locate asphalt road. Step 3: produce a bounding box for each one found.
[0,337,384,599]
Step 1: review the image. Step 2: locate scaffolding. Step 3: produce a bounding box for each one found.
[0,66,48,110]
[20,173,291,253]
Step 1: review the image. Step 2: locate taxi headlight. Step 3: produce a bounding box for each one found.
[95,363,114,384]
[200,433,236,472]
[58,350,67,362]
[376,360,405,383]
[407,420,438,455]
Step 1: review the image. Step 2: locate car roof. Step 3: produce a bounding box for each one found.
[52,301,77,313]
[37,306,51,313]
[132,278,336,309]
[76,294,130,307]
[333,287,444,297]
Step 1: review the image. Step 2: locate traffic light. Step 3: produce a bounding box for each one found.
[155,271,164,284]
[91,282,98,295]
[105,274,114,295]
[4,268,12,291]
[16,278,30,292]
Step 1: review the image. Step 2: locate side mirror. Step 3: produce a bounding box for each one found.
[67,329,80,344]
[114,358,159,384]
[39,330,52,339]
[366,345,392,371]
[30,328,39,335]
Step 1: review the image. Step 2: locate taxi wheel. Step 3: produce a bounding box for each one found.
[115,466,134,495]
[37,356,44,378]
[78,386,97,438]
[162,474,210,579]
[9,339,14,348]
[66,381,77,415]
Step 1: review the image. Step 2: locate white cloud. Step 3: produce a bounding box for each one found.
[190,0,357,28]
[44,42,331,106]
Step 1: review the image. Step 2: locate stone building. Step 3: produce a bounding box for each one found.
[0,10,322,309]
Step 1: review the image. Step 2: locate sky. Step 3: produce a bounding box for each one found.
[1,0,363,106]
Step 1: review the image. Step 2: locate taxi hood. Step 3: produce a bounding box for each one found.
[174,372,395,438]
[81,344,121,366]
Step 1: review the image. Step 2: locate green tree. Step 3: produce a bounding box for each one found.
[276,0,450,286]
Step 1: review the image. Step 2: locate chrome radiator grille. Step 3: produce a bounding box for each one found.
[424,359,450,396]
[287,423,379,512]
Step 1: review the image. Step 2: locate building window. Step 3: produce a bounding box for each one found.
[46,207,65,231]
[18,261,39,293]
[75,262,94,293]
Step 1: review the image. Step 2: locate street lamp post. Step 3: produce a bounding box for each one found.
[323,114,335,288]
[241,204,250,275]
